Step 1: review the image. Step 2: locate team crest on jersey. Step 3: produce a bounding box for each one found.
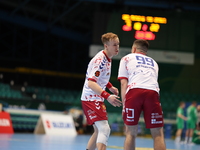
[95,71,100,77]
[102,104,106,110]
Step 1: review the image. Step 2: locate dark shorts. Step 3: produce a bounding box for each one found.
[82,101,107,125]
[123,88,164,128]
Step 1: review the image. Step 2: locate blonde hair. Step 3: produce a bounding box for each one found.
[101,32,118,44]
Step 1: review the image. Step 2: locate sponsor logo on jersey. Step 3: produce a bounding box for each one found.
[96,106,100,110]
[151,113,163,124]
[126,119,134,122]
[87,110,95,115]
[99,58,106,69]
[151,119,163,124]
[89,115,97,120]
[95,102,99,106]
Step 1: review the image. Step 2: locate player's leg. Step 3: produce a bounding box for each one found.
[143,90,166,150]
[124,125,138,150]
[184,122,190,143]
[184,129,189,143]
[86,124,98,150]
[188,122,196,143]
[175,122,184,142]
[188,129,194,143]
[82,101,109,150]
[175,129,182,142]
[122,89,143,150]
[95,120,111,150]
[150,127,166,150]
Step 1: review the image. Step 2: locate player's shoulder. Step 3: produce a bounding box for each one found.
[92,50,104,59]
[121,53,134,60]
[94,50,104,57]
[90,50,106,63]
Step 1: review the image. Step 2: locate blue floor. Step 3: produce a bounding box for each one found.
[0,133,199,150]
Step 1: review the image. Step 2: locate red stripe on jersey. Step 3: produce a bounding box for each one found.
[118,77,128,81]
[103,51,111,62]
[88,78,97,82]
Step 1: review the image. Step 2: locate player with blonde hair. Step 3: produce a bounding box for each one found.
[81,32,122,150]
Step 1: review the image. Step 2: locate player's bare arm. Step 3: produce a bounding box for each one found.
[178,113,187,121]
[88,80,104,95]
[120,79,128,104]
[88,80,122,107]
[108,86,119,95]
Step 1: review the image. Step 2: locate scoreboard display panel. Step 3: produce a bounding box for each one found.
[122,14,167,40]
[106,10,196,53]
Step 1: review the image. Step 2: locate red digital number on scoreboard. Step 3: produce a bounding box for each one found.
[122,14,167,40]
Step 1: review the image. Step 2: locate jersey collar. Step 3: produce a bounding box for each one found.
[103,51,111,62]
[135,52,146,55]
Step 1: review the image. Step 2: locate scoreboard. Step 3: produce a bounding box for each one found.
[122,14,167,40]
[106,10,196,53]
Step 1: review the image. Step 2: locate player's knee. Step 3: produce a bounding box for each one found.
[125,125,138,137]
[126,132,137,137]
[95,121,111,145]
[98,124,110,145]
[150,127,164,138]
[98,122,110,138]
[100,123,111,136]
[126,130,138,137]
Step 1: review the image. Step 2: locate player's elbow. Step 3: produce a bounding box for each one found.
[88,80,95,89]
[120,79,128,87]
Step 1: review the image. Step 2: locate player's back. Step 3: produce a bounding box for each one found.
[124,53,159,92]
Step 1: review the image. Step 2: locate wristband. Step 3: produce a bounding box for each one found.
[106,82,113,89]
[101,91,110,99]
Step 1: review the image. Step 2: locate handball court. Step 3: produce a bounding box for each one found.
[0,133,199,150]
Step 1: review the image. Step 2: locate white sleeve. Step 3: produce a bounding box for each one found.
[118,56,128,79]
[87,57,102,81]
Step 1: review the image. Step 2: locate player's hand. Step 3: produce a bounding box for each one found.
[109,86,119,95]
[107,95,122,107]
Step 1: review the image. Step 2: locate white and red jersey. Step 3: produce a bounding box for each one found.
[118,53,160,94]
[81,50,111,102]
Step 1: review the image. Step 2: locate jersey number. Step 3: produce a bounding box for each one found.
[136,56,154,67]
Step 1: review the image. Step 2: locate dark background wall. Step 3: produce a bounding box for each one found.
[0,0,200,94]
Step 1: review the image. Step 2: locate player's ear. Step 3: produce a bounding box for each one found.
[131,47,136,53]
[104,44,108,50]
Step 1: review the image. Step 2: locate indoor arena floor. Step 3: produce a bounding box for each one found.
[0,133,199,150]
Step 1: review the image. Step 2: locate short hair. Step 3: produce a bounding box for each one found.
[133,39,149,52]
[179,101,185,106]
[192,101,197,105]
[101,32,118,44]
